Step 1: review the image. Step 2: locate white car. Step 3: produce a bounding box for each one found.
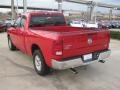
[5,19,15,25]
[85,22,98,28]
[70,21,84,27]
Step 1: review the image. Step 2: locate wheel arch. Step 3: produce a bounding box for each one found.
[31,44,41,55]
[31,44,49,67]
[7,34,10,38]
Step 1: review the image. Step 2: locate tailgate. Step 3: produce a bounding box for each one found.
[62,30,110,58]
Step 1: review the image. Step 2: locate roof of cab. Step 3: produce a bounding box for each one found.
[22,11,63,16]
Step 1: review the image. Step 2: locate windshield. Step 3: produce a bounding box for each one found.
[29,14,66,27]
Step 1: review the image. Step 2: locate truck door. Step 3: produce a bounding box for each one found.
[13,16,26,53]
[10,17,21,48]
[17,16,26,53]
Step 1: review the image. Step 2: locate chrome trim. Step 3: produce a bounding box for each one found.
[52,50,111,70]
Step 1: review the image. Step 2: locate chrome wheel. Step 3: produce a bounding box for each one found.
[33,50,50,75]
[35,55,42,71]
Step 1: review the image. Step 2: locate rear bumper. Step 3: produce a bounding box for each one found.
[52,50,111,70]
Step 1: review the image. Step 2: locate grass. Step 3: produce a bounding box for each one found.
[110,31,120,40]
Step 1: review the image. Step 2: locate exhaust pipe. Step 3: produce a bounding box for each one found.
[99,60,105,63]
[70,68,78,74]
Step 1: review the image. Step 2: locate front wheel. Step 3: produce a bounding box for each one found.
[33,50,50,76]
[8,36,16,51]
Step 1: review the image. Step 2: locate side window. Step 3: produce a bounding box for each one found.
[15,17,21,27]
[14,16,26,28]
[20,16,26,27]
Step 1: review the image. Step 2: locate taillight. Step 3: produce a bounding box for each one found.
[53,40,63,56]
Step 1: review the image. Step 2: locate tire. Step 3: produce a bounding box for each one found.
[8,36,16,51]
[33,50,50,76]
[4,27,7,32]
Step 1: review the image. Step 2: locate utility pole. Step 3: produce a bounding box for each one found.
[16,0,19,14]
[58,2,62,12]
[23,0,27,13]
[88,1,95,21]
[56,0,63,12]
[11,0,15,20]
[109,8,112,21]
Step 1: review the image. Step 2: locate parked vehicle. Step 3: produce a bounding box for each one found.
[110,21,120,28]
[110,22,115,28]
[4,19,15,29]
[0,21,6,32]
[98,21,112,29]
[117,22,120,28]
[70,20,99,28]
[5,18,15,25]
[7,12,111,75]
[70,20,85,27]
[85,21,98,28]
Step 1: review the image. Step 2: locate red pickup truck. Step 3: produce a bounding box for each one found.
[7,12,111,75]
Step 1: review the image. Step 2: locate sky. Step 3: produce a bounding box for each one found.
[0,0,120,13]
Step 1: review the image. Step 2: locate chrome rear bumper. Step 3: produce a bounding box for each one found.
[52,50,111,70]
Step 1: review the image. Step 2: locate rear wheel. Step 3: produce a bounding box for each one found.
[8,36,16,50]
[33,50,50,76]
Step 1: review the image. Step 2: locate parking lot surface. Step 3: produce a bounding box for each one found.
[0,32,120,90]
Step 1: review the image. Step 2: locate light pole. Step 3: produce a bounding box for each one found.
[109,8,112,21]
[112,8,118,21]
[11,0,15,19]
[88,1,95,21]
[56,0,63,12]
[16,0,19,14]
[23,0,27,13]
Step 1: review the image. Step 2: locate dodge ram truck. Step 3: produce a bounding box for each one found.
[7,12,111,75]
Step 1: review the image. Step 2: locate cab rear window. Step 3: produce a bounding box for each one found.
[29,14,65,27]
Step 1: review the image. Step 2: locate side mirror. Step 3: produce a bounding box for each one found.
[11,23,17,28]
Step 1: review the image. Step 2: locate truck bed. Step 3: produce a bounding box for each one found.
[30,26,110,60]
[30,26,100,33]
